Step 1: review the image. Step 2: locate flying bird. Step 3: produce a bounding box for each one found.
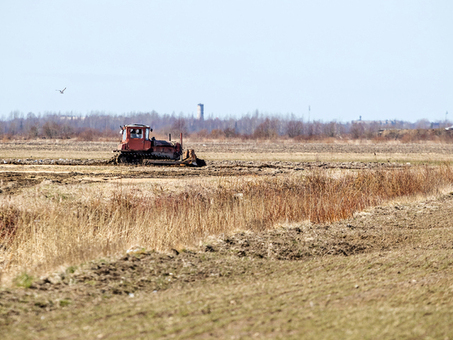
[56,87,66,94]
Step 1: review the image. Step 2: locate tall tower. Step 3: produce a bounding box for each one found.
[197,103,204,121]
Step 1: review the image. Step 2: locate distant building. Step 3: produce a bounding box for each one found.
[59,115,85,120]
[197,103,204,121]
[351,119,400,126]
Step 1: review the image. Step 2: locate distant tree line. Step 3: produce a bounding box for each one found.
[0,110,451,142]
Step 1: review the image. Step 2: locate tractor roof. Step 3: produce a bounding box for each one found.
[124,124,150,128]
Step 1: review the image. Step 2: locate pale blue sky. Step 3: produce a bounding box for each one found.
[1,0,451,122]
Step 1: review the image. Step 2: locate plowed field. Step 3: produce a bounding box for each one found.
[1,140,453,339]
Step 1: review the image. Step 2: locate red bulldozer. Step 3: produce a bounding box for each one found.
[113,124,205,166]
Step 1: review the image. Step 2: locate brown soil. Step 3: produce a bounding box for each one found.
[0,140,448,196]
[189,140,453,155]
[0,160,406,196]
[1,190,452,327]
[3,139,453,156]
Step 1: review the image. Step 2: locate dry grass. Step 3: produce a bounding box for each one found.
[1,165,453,283]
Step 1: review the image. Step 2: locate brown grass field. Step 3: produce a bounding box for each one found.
[1,139,453,339]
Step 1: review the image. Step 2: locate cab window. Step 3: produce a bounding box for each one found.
[130,128,143,139]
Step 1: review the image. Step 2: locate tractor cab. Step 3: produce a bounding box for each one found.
[118,124,153,151]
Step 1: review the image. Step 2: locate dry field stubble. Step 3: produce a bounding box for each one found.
[1,140,453,338]
[3,138,453,163]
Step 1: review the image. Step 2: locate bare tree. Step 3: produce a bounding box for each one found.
[171,118,187,135]
[286,120,303,138]
[253,118,278,139]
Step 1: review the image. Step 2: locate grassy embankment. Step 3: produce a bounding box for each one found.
[1,165,452,283]
[5,249,452,339]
